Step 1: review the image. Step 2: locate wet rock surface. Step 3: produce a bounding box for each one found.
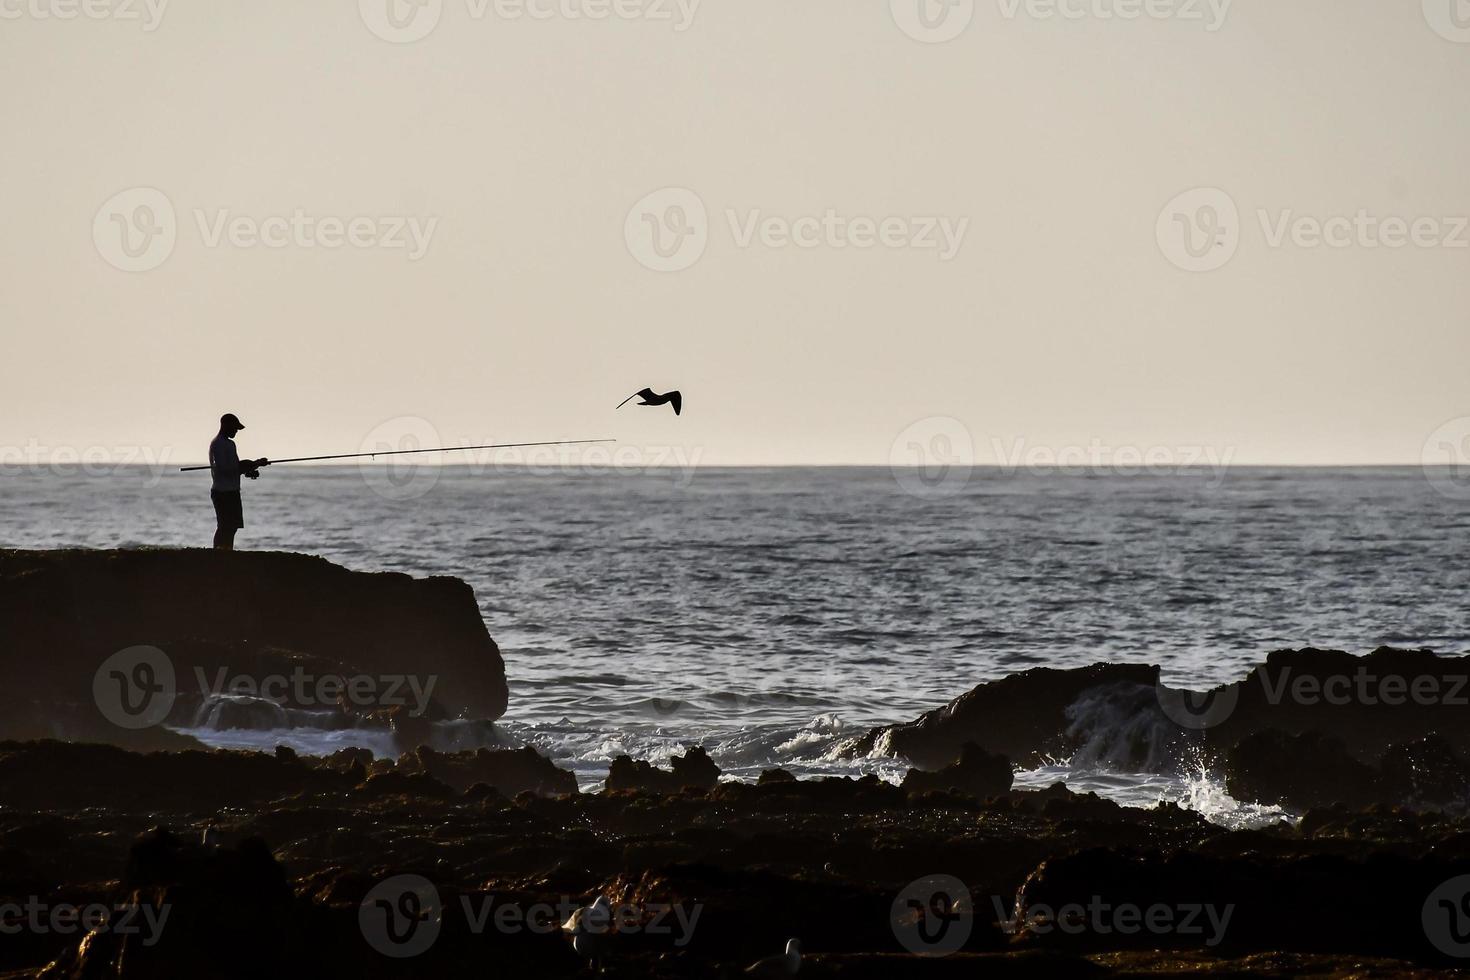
[605,746,721,794]
[901,741,1014,799]
[1,741,1468,978]
[857,647,1470,813]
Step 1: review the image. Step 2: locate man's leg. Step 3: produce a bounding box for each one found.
[212,492,241,550]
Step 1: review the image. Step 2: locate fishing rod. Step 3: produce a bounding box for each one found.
[178,439,616,472]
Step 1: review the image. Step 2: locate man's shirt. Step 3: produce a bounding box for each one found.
[209,435,242,493]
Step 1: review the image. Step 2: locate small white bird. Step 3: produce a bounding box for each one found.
[745,938,801,976]
[562,895,613,972]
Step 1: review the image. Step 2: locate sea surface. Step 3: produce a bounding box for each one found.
[4,464,1467,828]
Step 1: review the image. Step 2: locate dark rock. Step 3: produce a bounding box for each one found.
[8,735,1470,977]
[606,866,910,958]
[41,826,318,980]
[387,704,436,753]
[902,742,1013,800]
[1225,729,1380,810]
[716,774,906,815]
[1003,782,1129,822]
[854,662,1160,770]
[399,745,577,797]
[462,781,509,804]
[0,740,354,810]
[857,648,1470,781]
[1013,847,1464,963]
[314,747,371,787]
[1205,648,1470,763]
[1380,736,1470,806]
[758,768,797,784]
[353,769,455,800]
[606,746,721,794]
[0,548,508,751]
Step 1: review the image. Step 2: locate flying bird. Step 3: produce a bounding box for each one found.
[616,388,682,416]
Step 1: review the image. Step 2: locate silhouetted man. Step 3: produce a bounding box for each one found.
[210,413,269,551]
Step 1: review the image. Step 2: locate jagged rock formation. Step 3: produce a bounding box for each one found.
[0,548,508,749]
[605,746,721,794]
[855,648,1470,812]
[5,739,1468,978]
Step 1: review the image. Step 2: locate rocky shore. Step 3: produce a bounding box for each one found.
[2,740,1468,978]
[3,548,1470,977]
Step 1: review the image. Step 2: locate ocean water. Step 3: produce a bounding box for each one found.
[4,464,1467,827]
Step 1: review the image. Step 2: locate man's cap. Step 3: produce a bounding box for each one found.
[221,413,245,430]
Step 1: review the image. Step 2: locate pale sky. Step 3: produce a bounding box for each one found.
[2,0,1468,467]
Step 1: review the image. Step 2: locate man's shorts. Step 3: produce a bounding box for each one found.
[211,490,244,530]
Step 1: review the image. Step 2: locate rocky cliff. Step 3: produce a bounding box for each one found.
[0,549,508,750]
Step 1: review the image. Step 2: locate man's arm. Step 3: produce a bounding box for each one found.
[211,442,268,479]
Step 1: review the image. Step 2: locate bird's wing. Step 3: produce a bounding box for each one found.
[617,388,658,409]
[669,391,682,416]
